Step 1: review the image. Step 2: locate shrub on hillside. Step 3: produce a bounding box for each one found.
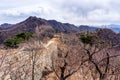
[4,38,20,48]
[4,32,33,48]
[80,33,99,45]
[16,32,33,40]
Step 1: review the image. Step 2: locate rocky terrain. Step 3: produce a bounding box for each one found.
[0,37,62,80]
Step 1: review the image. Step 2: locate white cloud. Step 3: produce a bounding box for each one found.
[0,0,120,25]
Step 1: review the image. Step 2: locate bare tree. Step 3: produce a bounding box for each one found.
[80,33,120,80]
[51,39,87,80]
[23,39,43,80]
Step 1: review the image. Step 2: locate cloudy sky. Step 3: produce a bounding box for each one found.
[0,0,120,25]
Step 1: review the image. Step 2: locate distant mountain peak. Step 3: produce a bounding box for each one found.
[25,16,40,22]
[78,25,97,32]
[24,16,48,25]
[0,23,13,29]
[99,24,120,33]
[27,16,37,19]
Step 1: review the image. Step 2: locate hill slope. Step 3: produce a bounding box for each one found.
[0,16,101,44]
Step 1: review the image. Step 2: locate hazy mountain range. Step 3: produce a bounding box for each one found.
[99,24,120,33]
[0,16,96,32]
[1,17,120,33]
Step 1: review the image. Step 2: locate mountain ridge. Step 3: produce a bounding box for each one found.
[1,16,119,44]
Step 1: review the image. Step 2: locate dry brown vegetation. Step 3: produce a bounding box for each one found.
[0,32,120,80]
